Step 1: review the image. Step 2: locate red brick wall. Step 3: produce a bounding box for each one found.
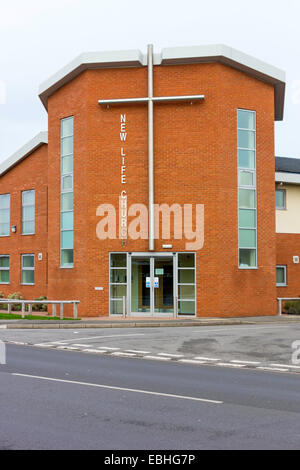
[45,61,277,317]
[276,233,300,301]
[0,145,48,300]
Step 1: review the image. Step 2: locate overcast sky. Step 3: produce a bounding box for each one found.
[0,0,299,163]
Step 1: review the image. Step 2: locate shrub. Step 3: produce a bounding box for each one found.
[8,292,24,311]
[284,300,300,315]
[32,296,48,312]
[0,292,4,299]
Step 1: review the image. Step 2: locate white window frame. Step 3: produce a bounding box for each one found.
[60,116,74,268]
[0,255,10,284]
[276,265,287,287]
[238,109,257,269]
[22,190,35,235]
[0,194,10,238]
[275,189,286,210]
[21,254,35,285]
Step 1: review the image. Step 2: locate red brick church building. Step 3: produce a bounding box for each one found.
[0,44,298,318]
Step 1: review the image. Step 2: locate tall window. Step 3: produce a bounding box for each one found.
[0,194,10,237]
[238,109,257,268]
[276,189,286,210]
[22,190,35,235]
[0,256,10,284]
[21,254,35,285]
[61,117,74,268]
[177,253,196,316]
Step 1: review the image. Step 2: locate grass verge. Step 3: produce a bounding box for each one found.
[0,313,81,320]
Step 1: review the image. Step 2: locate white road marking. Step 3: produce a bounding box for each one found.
[270,363,300,370]
[40,333,145,345]
[71,344,92,347]
[0,325,7,329]
[98,347,120,351]
[82,349,107,354]
[230,360,261,365]
[111,352,137,357]
[12,373,223,404]
[158,353,184,358]
[217,363,246,368]
[178,359,207,365]
[144,355,171,361]
[57,346,80,350]
[125,349,151,354]
[257,367,289,372]
[194,356,220,361]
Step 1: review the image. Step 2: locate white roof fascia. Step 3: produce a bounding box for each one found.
[275,171,300,185]
[0,131,48,176]
[39,49,144,109]
[160,44,286,121]
[38,44,286,120]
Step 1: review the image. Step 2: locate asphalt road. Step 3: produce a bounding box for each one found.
[0,343,300,450]
[1,323,300,371]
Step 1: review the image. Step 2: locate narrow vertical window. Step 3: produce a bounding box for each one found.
[0,256,10,284]
[0,194,10,237]
[61,117,74,267]
[21,254,35,285]
[238,109,257,268]
[275,189,286,210]
[22,190,35,235]
[276,265,287,286]
[177,253,196,316]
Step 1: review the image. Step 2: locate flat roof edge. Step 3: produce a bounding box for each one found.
[0,131,48,176]
[275,172,300,185]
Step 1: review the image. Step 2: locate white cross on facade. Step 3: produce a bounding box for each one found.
[99,44,205,251]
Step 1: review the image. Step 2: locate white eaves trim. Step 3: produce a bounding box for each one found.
[275,171,300,185]
[0,131,48,177]
[38,44,286,120]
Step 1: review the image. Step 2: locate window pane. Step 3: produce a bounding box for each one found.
[239,249,256,267]
[276,267,286,284]
[61,136,73,156]
[61,118,73,137]
[110,269,127,283]
[178,253,195,267]
[178,301,195,315]
[239,209,256,228]
[22,221,35,234]
[0,271,9,283]
[61,230,73,249]
[61,249,73,266]
[238,110,255,130]
[61,192,73,211]
[239,229,256,248]
[238,130,255,150]
[61,211,73,230]
[276,190,285,209]
[178,269,195,284]
[22,270,34,284]
[0,257,9,268]
[240,170,254,186]
[22,255,34,268]
[0,223,9,236]
[110,285,127,298]
[239,189,256,209]
[62,156,73,174]
[0,208,10,223]
[110,299,123,315]
[22,205,35,221]
[238,150,255,169]
[62,175,73,190]
[178,285,195,300]
[22,190,35,205]
[110,254,127,267]
[0,194,10,209]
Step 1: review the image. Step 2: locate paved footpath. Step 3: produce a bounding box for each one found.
[1,317,300,375]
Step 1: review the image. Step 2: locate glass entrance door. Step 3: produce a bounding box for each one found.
[130,255,174,316]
